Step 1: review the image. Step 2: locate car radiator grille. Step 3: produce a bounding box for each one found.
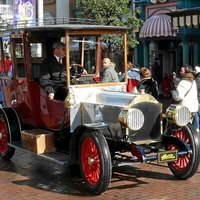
[128,102,161,142]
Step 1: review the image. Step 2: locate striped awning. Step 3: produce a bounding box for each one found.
[139,14,177,38]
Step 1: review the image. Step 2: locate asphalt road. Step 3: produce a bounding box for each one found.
[0,148,199,200]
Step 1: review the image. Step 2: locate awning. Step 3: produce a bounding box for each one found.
[139,14,177,38]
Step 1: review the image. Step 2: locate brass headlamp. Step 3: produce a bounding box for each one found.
[166,104,191,126]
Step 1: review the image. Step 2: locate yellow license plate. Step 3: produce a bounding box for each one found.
[158,150,178,163]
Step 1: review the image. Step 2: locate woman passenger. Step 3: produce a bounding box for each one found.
[137,67,159,99]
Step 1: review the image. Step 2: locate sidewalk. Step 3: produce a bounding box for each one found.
[0,148,199,200]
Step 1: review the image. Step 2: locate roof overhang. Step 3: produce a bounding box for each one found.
[139,14,177,38]
[168,7,200,29]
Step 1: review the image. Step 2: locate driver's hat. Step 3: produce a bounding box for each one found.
[53,41,65,49]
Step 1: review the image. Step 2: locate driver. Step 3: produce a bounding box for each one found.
[39,41,67,100]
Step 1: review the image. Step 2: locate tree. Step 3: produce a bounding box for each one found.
[79,0,143,48]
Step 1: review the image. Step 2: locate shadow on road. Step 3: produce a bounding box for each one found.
[0,149,177,196]
[108,164,174,191]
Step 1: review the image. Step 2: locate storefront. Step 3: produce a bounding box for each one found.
[169,7,200,66]
[134,0,200,79]
[135,0,178,78]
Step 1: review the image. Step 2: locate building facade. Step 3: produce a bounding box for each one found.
[135,0,200,79]
[0,0,13,21]
[1,0,200,79]
[0,0,73,23]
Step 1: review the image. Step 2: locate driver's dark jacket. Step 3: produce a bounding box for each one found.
[39,55,66,95]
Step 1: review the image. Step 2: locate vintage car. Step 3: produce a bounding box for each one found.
[0,20,199,195]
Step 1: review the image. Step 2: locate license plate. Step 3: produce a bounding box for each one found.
[157,150,178,163]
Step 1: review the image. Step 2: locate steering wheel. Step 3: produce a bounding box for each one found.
[70,63,83,78]
[59,63,84,82]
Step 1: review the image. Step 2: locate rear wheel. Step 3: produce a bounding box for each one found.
[79,130,112,195]
[0,114,15,160]
[166,124,200,179]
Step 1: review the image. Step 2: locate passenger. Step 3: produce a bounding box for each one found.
[100,58,119,83]
[171,64,199,132]
[127,61,140,93]
[194,66,200,133]
[137,67,159,99]
[170,72,180,90]
[39,41,67,100]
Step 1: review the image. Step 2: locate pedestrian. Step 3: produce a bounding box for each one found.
[151,57,162,87]
[5,53,12,75]
[194,65,200,132]
[170,71,180,90]
[160,73,171,98]
[171,64,199,132]
[127,61,140,93]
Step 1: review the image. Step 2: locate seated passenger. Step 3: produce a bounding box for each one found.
[39,41,67,101]
[100,58,119,83]
[137,67,159,99]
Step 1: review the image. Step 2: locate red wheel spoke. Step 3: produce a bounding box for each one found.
[0,118,9,153]
[81,137,101,186]
[168,129,191,171]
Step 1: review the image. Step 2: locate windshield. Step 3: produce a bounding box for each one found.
[68,33,126,85]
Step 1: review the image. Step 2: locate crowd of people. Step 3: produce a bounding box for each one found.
[127,61,200,133]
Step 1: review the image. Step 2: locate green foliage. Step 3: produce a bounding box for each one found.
[79,0,143,48]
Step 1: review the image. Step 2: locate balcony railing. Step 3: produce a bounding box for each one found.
[0,4,13,19]
[0,17,99,31]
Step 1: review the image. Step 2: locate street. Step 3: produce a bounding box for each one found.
[0,148,199,200]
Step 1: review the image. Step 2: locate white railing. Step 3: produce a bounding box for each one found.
[0,5,13,19]
[0,17,99,30]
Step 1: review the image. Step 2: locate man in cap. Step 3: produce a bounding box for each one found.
[39,41,67,100]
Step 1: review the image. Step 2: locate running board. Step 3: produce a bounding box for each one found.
[9,142,70,166]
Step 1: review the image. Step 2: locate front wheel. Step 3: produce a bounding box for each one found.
[79,130,112,195]
[166,123,200,179]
